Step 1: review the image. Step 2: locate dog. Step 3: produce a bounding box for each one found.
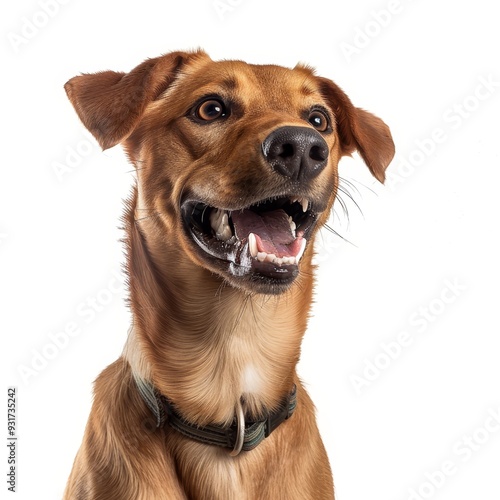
[63,49,394,499]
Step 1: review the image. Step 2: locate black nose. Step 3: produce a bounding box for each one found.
[262,126,329,181]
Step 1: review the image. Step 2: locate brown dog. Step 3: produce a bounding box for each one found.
[63,49,394,499]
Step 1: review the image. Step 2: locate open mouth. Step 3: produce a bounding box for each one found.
[182,196,319,286]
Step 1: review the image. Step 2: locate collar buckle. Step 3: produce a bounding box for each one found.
[229,399,245,457]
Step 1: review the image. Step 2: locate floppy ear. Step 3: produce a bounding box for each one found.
[317,77,395,183]
[64,50,208,150]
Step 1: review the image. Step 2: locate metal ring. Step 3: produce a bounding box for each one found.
[229,399,245,457]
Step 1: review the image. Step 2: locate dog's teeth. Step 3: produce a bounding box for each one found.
[210,208,222,230]
[218,225,232,242]
[257,252,267,262]
[210,209,232,241]
[265,253,277,263]
[254,250,297,266]
[295,238,307,263]
[248,233,258,258]
[291,197,309,212]
[217,213,229,233]
[288,216,296,234]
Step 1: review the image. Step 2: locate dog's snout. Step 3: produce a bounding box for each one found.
[262,126,329,181]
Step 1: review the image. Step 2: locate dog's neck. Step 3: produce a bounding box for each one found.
[122,187,315,426]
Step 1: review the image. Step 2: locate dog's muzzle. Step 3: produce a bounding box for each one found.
[181,126,330,292]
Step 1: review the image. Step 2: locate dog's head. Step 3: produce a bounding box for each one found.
[65,50,394,294]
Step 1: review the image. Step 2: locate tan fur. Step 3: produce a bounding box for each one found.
[63,50,394,499]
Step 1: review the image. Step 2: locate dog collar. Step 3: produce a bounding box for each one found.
[134,375,297,456]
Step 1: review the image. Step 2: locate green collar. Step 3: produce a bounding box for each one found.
[134,376,297,457]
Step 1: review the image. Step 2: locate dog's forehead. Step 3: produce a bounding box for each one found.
[206,60,317,91]
[171,58,322,105]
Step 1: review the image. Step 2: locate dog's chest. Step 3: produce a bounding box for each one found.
[226,332,268,395]
[199,296,302,419]
[241,363,263,394]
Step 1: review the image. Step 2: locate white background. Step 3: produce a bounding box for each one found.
[2,1,499,499]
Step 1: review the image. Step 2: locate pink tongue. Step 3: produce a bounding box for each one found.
[231,209,301,258]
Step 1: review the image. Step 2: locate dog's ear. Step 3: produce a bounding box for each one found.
[317,77,395,183]
[64,50,208,150]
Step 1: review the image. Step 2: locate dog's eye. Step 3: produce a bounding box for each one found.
[196,99,227,122]
[308,110,329,132]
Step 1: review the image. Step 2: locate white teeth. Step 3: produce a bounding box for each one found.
[248,233,258,257]
[252,250,300,267]
[265,253,277,263]
[254,252,299,266]
[288,216,297,235]
[295,238,307,263]
[210,209,232,241]
[290,197,309,213]
[209,208,222,228]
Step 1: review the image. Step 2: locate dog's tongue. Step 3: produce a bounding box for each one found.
[232,209,300,258]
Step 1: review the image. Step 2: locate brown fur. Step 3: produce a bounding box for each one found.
[63,50,394,499]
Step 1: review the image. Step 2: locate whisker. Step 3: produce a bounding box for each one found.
[215,280,228,300]
[334,194,350,220]
[134,213,160,223]
[320,172,374,248]
[337,184,364,218]
[321,224,356,247]
[340,176,378,197]
[231,293,251,334]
